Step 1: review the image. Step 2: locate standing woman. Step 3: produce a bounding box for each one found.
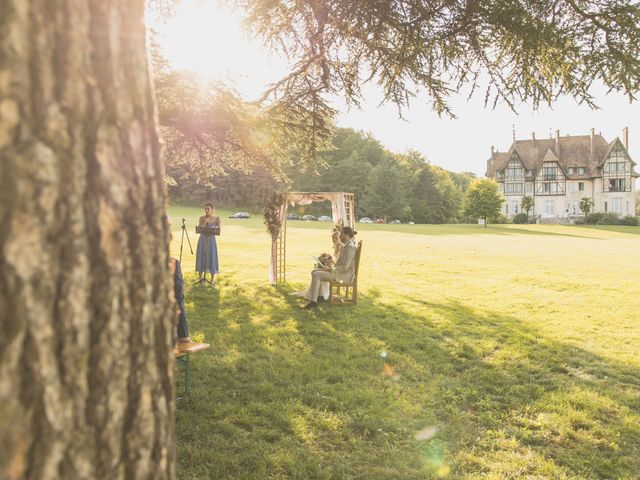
[196,203,220,285]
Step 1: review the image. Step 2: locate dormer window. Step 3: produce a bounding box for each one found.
[568,167,575,174]
[505,158,524,178]
[578,167,585,174]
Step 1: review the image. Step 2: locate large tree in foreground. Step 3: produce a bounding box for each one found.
[2,0,639,478]
[0,1,174,479]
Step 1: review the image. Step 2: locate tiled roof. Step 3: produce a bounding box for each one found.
[486,132,637,179]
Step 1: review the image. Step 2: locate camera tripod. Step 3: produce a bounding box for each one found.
[179,218,194,265]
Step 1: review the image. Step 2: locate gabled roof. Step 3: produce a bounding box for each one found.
[486,132,636,179]
[485,152,508,177]
[541,149,558,162]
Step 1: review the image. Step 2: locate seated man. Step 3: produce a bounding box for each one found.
[170,257,191,343]
[301,227,357,309]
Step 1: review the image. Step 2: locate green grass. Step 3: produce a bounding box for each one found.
[170,205,640,479]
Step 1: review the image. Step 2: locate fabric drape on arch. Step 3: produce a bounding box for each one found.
[268,192,355,284]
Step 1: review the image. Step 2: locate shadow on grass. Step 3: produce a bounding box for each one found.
[578,224,640,235]
[176,279,640,479]
[356,223,609,240]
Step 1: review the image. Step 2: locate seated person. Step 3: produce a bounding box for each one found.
[170,257,191,343]
[316,229,343,268]
[301,226,357,309]
[332,229,343,262]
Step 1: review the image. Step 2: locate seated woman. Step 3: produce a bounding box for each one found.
[332,229,343,262]
[314,229,345,299]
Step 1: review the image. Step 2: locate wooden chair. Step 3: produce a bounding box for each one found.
[329,240,362,305]
[174,341,210,400]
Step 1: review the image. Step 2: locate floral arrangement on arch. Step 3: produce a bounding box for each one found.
[263,192,286,239]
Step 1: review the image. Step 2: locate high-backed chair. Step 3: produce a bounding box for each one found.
[329,240,362,305]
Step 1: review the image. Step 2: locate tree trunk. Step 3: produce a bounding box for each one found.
[0,1,175,479]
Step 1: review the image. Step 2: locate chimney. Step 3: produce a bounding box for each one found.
[555,130,560,156]
[623,127,629,150]
[590,128,595,162]
[531,131,536,141]
[491,145,494,156]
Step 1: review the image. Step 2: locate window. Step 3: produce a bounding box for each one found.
[609,178,625,191]
[612,197,622,213]
[571,202,578,214]
[506,166,524,177]
[505,203,509,215]
[525,183,533,193]
[543,166,556,180]
[606,161,627,173]
[544,200,554,215]
[505,182,523,194]
[578,182,584,192]
[506,158,524,179]
[604,201,608,213]
[511,201,519,214]
[568,167,575,174]
[578,167,585,174]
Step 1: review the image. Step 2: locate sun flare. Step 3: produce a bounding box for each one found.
[156,0,283,99]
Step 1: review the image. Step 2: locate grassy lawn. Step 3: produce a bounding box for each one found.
[170,205,640,479]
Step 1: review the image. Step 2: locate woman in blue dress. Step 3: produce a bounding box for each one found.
[196,203,220,284]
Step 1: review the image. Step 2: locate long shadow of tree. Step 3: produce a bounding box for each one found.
[176,278,640,479]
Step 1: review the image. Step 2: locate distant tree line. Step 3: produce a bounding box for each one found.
[168,127,480,223]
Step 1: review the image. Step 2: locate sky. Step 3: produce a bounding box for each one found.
[154,0,639,178]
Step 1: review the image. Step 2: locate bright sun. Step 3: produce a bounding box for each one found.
[157,0,284,99]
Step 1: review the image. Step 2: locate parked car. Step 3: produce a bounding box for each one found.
[408,221,415,225]
[287,213,301,220]
[374,218,385,224]
[302,214,318,221]
[359,217,373,224]
[390,219,401,224]
[229,212,250,219]
[317,215,333,222]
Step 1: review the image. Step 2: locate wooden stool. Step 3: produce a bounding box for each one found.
[174,341,210,400]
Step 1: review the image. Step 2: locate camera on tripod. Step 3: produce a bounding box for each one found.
[178,218,193,264]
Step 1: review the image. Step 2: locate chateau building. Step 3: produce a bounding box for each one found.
[485,128,637,221]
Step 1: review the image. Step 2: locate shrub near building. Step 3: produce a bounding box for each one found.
[513,213,529,224]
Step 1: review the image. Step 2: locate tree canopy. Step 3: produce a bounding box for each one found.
[243,0,640,119]
[151,35,334,184]
[463,179,504,225]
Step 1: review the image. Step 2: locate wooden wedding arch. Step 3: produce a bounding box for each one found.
[269,192,355,284]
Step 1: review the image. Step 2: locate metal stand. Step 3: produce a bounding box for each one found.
[194,225,218,287]
[179,218,193,265]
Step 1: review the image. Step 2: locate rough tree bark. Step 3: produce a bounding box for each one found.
[0,1,175,479]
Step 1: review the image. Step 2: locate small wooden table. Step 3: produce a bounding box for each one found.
[173,342,210,400]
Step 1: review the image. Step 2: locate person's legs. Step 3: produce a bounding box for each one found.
[173,259,191,342]
[304,270,334,304]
